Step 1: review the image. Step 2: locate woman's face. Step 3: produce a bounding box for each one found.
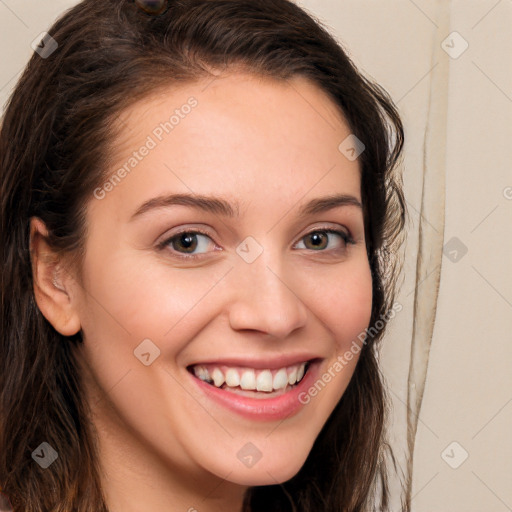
[67,73,372,492]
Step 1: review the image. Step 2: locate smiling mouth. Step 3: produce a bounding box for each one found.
[186,360,313,397]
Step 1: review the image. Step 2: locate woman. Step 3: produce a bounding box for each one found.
[0,0,406,510]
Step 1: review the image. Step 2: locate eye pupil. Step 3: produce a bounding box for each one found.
[307,231,327,250]
[175,233,197,252]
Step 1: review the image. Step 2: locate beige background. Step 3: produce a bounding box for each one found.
[1,1,511,510]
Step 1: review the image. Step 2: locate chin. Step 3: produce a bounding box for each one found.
[214,450,309,487]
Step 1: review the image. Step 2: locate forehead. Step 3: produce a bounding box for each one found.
[92,72,361,221]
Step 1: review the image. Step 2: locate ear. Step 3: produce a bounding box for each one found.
[29,217,81,337]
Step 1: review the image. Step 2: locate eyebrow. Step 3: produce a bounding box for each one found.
[129,192,362,221]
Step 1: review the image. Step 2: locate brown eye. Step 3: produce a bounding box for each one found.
[171,233,199,253]
[158,230,218,260]
[304,231,329,250]
[295,229,353,252]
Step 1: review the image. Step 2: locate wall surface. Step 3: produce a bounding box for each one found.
[1,1,511,511]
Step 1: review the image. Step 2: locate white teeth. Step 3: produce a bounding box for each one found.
[256,370,273,392]
[225,368,240,387]
[273,368,289,390]
[296,363,305,382]
[212,368,225,387]
[194,365,212,383]
[191,361,310,392]
[288,366,298,385]
[240,369,256,390]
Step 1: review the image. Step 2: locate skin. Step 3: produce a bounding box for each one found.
[30,72,373,512]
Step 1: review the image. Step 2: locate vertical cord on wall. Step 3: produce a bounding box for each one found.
[404,0,450,508]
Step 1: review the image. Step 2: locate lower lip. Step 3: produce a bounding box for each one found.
[188,360,321,421]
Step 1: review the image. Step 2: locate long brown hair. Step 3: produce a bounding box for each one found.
[0,1,406,510]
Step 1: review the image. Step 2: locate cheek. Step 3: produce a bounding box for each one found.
[79,247,232,344]
[306,257,373,349]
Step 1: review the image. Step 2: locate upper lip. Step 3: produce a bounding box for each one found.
[186,354,323,370]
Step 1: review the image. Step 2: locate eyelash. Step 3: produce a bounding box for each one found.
[157,226,356,261]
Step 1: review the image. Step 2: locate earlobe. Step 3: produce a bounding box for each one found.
[29,217,82,337]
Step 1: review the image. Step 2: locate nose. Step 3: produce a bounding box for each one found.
[227,250,309,339]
